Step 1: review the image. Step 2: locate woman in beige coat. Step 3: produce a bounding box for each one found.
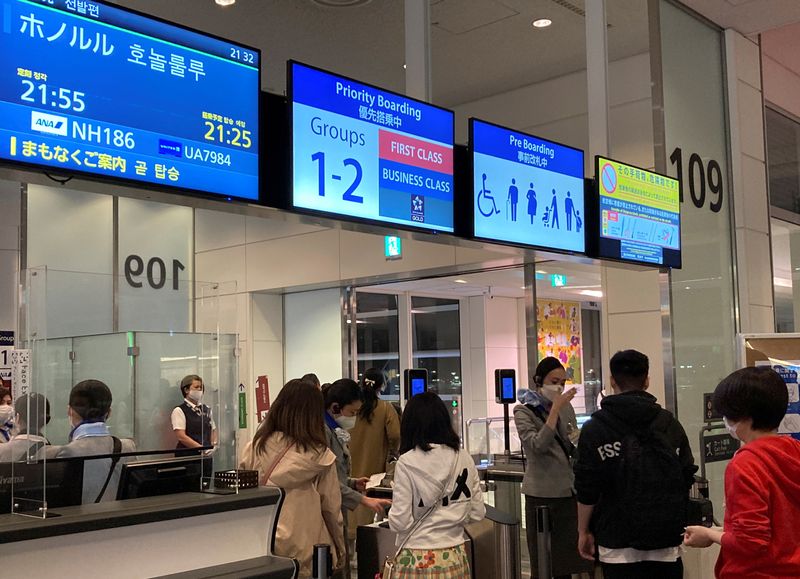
[240,379,345,578]
[348,368,401,535]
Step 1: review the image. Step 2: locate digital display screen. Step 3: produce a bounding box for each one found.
[0,0,260,200]
[502,376,515,401]
[291,62,454,232]
[471,119,585,252]
[411,378,425,397]
[597,156,681,268]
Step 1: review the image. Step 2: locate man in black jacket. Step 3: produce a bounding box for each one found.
[574,350,696,579]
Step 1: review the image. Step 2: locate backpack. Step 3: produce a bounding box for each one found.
[595,411,687,550]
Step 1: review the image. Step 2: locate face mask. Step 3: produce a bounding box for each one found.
[187,389,203,404]
[723,417,740,441]
[335,415,357,431]
[0,405,14,428]
[541,383,563,401]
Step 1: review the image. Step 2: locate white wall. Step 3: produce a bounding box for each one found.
[284,288,344,386]
[727,30,774,333]
[0,180,20,335]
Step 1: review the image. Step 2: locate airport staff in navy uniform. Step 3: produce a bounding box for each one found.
[172,374,217,456]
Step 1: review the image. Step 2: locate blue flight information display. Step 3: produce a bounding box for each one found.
[291,62,454,233]
[472,119,585,253]
[0,0,259,200]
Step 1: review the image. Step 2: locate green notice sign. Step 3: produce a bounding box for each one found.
[238,385,247,429]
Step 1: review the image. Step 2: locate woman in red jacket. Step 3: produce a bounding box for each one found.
[684,366,800,578]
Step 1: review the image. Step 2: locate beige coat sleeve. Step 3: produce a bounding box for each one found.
[318,461,346,567]
[384,402,401,455]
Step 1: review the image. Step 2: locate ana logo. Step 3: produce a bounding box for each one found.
[411,195,425,222]
[31,111,68,136]
[158,139,183,158]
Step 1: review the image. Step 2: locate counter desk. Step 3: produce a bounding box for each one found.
[0,487,297,579]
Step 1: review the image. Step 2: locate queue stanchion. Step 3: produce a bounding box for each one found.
[312,543,332,579]
[535,505,553,579]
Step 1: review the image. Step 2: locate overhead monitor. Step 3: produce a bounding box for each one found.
[0,0,260,200]
[290,61,455,233]
[595,156,681,268]
[470,119,585,253]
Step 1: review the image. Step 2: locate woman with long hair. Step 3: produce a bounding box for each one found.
[388,392,484,578]
[348,368,401,536]
[240,379,345,578]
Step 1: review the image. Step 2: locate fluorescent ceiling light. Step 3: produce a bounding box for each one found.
[532,18,552,28]
[579,289,603,298]
[454,279,468,284]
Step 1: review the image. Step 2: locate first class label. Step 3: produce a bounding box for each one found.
[291,63,455,232]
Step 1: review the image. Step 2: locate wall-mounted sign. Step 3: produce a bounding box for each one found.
[0,0,260,200]
[595,156,681,268]
[471,119,585,253]
[384,236,402,260]
[0,331,13,389]
[550,274,567,287]
[290,62,455,233]
[255,374,270,423]
[703,432,739,463]
[10,348,30,400]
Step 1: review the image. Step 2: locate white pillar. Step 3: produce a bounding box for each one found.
[404,0,432,101]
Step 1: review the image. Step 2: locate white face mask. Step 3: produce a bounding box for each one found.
[541,383,563,401]
[335,414,357,431]
[723,417,740,441]
[0,405,14,428]
[187,389,203,404]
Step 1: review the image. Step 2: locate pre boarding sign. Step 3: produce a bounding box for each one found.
[0,0,260,199]
[472,119,585,252]
[291,62,454,232]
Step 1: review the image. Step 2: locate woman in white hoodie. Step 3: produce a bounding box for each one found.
[389,392,485,578]
[240,379,345,578]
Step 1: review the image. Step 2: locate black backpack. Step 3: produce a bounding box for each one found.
[595,411,688,550]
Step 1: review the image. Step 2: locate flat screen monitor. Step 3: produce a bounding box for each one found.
[0,457,84,514]
[471,119,585,253]
[595,156,681,268]
[0,0,260,200]
[494,368,516,404]
[116,455,211,500]
[290,62,455,233]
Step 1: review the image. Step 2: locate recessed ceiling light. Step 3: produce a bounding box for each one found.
[532,18,552,28]
[520,286,526,290]
[454,279,468,284]
[215,0,235,5]
[535,270,547,274]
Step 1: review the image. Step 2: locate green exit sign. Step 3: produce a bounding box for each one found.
[384,236,402,260]
[550,274,568,287]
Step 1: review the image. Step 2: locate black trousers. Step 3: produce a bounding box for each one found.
[601,559,683,579]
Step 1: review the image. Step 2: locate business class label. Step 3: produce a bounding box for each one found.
[0,0,260,200]
[291,62,454,233]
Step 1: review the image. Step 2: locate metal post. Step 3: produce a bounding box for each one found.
[503,403,511,455]
[312,544,332,579]
[535,505,553,579]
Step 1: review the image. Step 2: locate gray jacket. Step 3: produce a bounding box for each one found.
[326,424,363,512]
[55,431,136,503]
[0,434,59,462]
[513,401,576,498]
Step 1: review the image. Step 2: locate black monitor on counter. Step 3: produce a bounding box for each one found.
[116,455,211,500]
[0,458,84,514]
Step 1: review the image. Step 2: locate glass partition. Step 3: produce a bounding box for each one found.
[7,268,240,518]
